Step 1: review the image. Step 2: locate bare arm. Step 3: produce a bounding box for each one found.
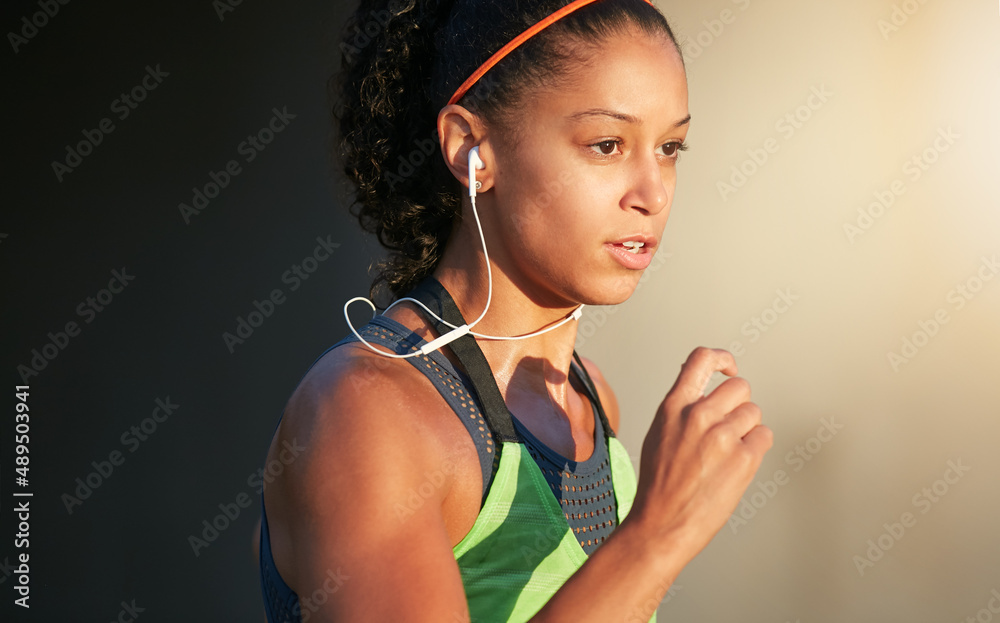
[530,347,773,622]
[263,349,473,622]
[266,346,770,622]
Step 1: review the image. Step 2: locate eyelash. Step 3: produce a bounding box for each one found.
[589,139,689,160]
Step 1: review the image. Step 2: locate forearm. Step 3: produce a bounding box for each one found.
[528,517,691,623]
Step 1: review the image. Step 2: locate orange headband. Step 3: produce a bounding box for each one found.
[447,0,655,106]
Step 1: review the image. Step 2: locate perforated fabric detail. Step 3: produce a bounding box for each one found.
[365,315,620,554]
[358,316,499,503]
[511,405,618,556]
[259,498,299,623]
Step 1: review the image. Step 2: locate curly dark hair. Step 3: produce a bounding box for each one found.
[333,0,680,306]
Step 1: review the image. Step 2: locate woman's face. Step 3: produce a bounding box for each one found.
[483,27,688,309]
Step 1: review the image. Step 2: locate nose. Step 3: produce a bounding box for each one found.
[619,152,670,215]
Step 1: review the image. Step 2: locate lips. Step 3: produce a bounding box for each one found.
[609,234,658,251]
[605,235,657,270]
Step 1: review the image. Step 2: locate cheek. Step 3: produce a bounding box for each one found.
[505,171,608,249]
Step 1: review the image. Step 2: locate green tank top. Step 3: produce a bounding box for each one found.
[454,438,652,622]
[408,277,657,623]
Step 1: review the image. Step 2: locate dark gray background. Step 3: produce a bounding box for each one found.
[3,0,372,619]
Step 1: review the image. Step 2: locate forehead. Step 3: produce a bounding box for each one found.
[527,29,687,125]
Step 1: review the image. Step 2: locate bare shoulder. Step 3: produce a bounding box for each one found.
[578,356,621,435]
[271,344,443,482]
[260,341,478,618]
[268,340,476,519]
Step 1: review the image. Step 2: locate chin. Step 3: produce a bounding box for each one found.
[576,271,644,307]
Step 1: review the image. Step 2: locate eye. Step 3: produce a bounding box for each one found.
[590,139,621,156]
[659,141,689,159]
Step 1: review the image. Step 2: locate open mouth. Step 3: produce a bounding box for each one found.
[619,241,645,254]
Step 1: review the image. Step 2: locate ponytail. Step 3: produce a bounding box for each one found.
[334,0,459,306]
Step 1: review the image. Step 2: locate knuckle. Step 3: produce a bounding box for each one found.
[734,443,753,464]
[707,423,733,448]
[689,346,712,364]
[740,401,762,421]
[752,425,775,452]
[740,445,761,469]
[661,393,684,417]
[730,376,751,395]
[761,425,775,446]
[686,403,713,431]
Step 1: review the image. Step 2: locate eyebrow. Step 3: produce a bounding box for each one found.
[567,109,692,128]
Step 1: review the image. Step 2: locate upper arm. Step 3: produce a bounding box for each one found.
[263,349,470,622]
[579,356,621,435]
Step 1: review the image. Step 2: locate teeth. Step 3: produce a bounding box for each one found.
[621,241,645,253]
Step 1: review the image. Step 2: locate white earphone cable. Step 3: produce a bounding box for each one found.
[343,149,584,358]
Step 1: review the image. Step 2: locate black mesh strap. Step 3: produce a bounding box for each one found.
[570,351,616,439]
[405,276,520,443]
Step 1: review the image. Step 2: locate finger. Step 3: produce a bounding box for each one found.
[741,424,774,455]
[701,371,728,397]
[720,401,762,439]
[668,347,738,405]
[699,376,752,415]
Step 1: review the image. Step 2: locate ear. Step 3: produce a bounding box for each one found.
[437,105,494,196]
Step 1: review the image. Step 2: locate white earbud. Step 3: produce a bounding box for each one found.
[343,143,585,358]
[468,146,484,198]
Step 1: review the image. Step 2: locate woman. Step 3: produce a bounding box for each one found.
[257,0,773,621]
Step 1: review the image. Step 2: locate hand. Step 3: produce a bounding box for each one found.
[627,347,773,561]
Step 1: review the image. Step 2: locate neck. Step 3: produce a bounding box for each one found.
[430,210,582,409]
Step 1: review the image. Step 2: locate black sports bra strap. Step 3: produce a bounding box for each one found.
[570,351,616,439]
[406,276,520,443]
